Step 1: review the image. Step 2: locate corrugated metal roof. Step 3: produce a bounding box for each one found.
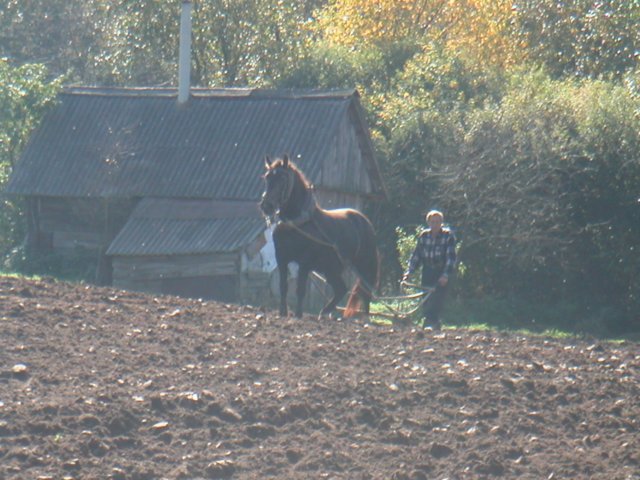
[6,87,383,199]
[106,198,265,256]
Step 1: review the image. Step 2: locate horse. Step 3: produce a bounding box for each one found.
[259,154,379,319]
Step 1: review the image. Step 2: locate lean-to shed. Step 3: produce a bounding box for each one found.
[5,86,386,309]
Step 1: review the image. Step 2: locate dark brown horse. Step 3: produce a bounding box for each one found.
[259,154,379,319]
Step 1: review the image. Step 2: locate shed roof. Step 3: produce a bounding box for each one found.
[106,198,265,256]
[6,87,384,200]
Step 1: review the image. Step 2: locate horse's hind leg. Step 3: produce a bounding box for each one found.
[359,274,374,316]
[354,247,378,318]
[295,266,310,318]
[319,271,347,318]
[360,284,372,316]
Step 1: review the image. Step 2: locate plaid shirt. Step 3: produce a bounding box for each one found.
[406,227,457,277]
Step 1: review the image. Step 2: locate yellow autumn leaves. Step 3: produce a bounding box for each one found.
[313,0,530,71]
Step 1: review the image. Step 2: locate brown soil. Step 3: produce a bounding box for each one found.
[0,275,638,479]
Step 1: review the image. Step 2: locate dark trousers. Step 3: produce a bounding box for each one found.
[421,266,448,324]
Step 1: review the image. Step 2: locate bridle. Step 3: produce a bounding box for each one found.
[262,165,295,219]
[274,167,295,210]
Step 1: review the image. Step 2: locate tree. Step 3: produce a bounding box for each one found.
[95,0,321,87]
[436,72,640,327]
[514,0,640,79]
[312,0,528,73]
[0,60,62,256]
[439,0,526,71]
[312,0,449,48]
[0,0,108,81]
[1,0,323,88]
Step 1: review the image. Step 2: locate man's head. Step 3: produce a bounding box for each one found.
[426,210,444,232]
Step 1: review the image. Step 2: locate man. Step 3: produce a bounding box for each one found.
[402,210,457,330]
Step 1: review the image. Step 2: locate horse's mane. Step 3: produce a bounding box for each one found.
[269,158,312,190]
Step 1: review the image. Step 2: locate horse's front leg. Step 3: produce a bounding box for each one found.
[295,266,310,318]
[278,262,289,317]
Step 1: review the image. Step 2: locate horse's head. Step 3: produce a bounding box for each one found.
[259,154,296,219]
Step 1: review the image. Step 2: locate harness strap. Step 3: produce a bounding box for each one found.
[285,190,318,227]
[282,215,377,298]
[280,213,434,319]
[271,168,375,301]
[280,168,295,207]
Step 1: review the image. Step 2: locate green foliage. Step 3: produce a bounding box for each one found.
[4,245,97,283]
[372,48,492,286]
[388,43,507,115]
[377,45,504,215]
[280,41,418,93]
[395,225,421,270]
[97,0,178,85]
[1,0,321,87]
[93,0,320,87]
[0,60,62,256]
[374,108,460,287]
[427,71,640,329]
[0,61,62,170]
[514,0,640,79]
[382,59,639,334]
[0,1,108,81]
[446,294,630,339]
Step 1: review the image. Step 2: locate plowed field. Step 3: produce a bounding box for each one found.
[1,276,638,479]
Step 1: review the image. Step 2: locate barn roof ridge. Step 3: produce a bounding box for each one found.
[62,85,358,100]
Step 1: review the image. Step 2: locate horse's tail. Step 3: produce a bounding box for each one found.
[343,246,380,319]
[342,285,361,319]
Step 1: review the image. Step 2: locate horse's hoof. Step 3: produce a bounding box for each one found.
[317,311,335,321]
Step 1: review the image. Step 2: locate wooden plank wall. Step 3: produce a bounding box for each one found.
[36,197,136,251]
[239,271,272,307]
[321,115,372,196]
[315,190,363,210]
[112,253,238,284]
[111,252,273,303]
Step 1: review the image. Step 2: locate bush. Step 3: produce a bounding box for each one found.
[4,245,98,283]
[382,66,639,335]
[0,60,61,258]
[436,71,640,332]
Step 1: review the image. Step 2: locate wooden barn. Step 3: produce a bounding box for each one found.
[5,86,386,311]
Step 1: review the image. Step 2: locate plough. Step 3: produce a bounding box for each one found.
[307,272,433,325]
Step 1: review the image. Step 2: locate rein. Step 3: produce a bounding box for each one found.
[281,212,434,320]
[274,177,377,299]
[271,169,336,248]
[265,163,431,318]
[282,214,381,300]
[283,213,335,249]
